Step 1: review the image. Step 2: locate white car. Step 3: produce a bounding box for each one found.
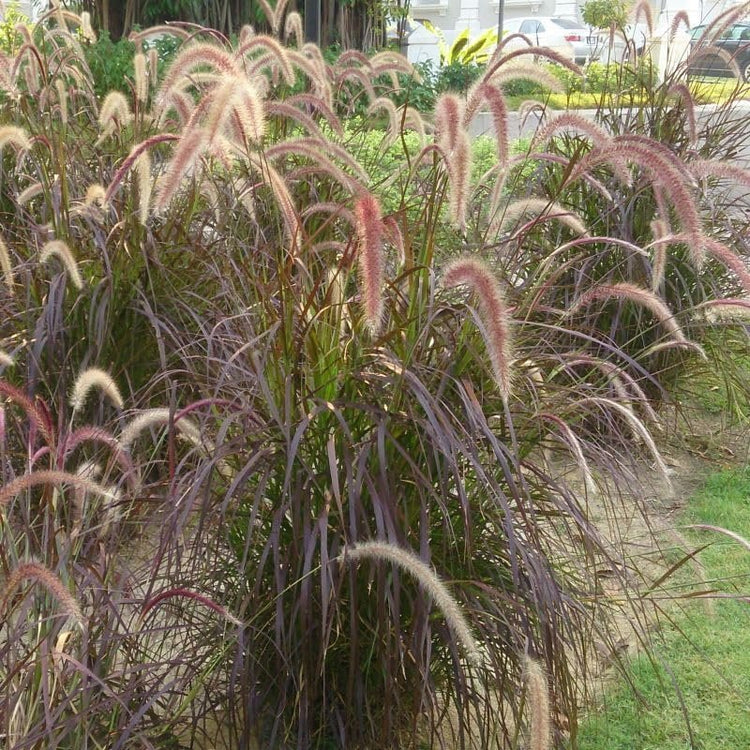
[503,17,583,62]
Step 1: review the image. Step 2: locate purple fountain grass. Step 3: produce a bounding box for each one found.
[694,297,750,323]
[235,34,295,86]
[333,65,377,102]
[205,74,266,145]
[632,0,655,35]
[567,282,687,343]
[62,426,136,485]
[157,43,241,108]
[104,134,180,206]
[530,112,611,153]
[690,158,750,188]
[135,151,152,225]
[0,232,14,296]
[97,91,132,140]
[465,81,509,165]
[284,93,343,135]
[266,100,326,139]
[339,541,484,667]
[1,561,84,627]
[69,367,124,414]
[669,9,691,40]
[17,182,44,206]
[141,587,243,627]
[649,219,670,291]
[152,127,207,212]
[496,198,588,238]
[540,413,597,496]
[354,192,385,336]
[134,51,148,103]
[245,151,300,244]
[442,257,514,403]
[434,93,463,154]
[0,469,112,509]
[667,83,697,146]
[487,62,564,94]
[702,238,750,292]
[284,12,304,46]
[0,381,52,445]
[258,0,289,35]
[486,46,581,81]
[687,524,750,552]
[119,408,202,452]
[571,138,704,265]
[0,125,32,152]
[40,239,83,290]
[523,656,551,750]
[55,78,68,125]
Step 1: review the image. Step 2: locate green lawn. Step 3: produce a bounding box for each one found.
[575,468,750,750]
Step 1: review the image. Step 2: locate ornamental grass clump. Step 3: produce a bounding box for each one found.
[0,2,748,748]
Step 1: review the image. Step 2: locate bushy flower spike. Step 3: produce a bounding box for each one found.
[487,62,564,97]
[0,350,13,367]
[465,82,509,164]
[55,78,68,125]
[487,46,581,81]
[687,524,750,552]
[340,541,483,667]
[568,282,686,342]
[632,0,654,35]
[119,408,203,452]
[141,587,243,627]
[18,182,43,206]
[0,469,112,509]
[667,83,696,145]
[70,367,124,414]
[530,112,611,152]
[135,151,152,225]
[434,93,463,154]
[694,298,750,323]
[40,240,83,290]
[354,193,385,336]
[523,656,551,750]
[284,11,303,46]
[97,91,132,139]
[496,198,588,237]
[649,220,670,291]
[540,414,596,496]
[235,34,295,85]
[0,232,13,295]
[134,52,148,102]
[153,128,207,212]
[0,125,32,152]
[258,0,289,34]
[442,257,514,403]
[1,561,84,627]
[0,381,52,444]
[580,397,672,488]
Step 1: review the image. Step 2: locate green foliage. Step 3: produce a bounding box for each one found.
[581,0,630,29]
[0,3,31,55]
[82,31,136,96]
[421,19,498,65]
[577,468,750,750]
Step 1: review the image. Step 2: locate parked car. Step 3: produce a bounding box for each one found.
[689,22,750,82]
[504,17,598,63]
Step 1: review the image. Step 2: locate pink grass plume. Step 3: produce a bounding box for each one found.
[354,193,385,336]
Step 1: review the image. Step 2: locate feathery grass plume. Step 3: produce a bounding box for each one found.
[70,367,124,414]
[135,151,152,225]
[236,34,295,86]
[465,81,509,164]
[581,397,672,487]
[119,408,202,452]
[141,587,243,627]
[540,414,597,496]
[134,51,148,103]
[568,282,686,342]
[0,232,13,296]
[104,133,179,206]
[496,198,588,237]
[649,220,670,291]
[40,240,83,290]
[0,124,31,152]
[488,61,564,94]
[205,74,266,145]
[435,93,463,153]
[0,350,13,367]
[667,83,696,145]
[284,93,344,136]
[354,193,385,336]
[690,158,750,189]
[84,184,106,207]
[258,0,289,34]
[703,238,750,292]
[55,78,68,125]
[97,90,132,141]
[695,298,750,323]
[333,65,376,101]
[17,181,43,206]
[246,151,300,245]
[632,0,654,36]
[284,11,303,46]
[687,524,750,553]
[443,257,514,403]
[488,45,581,81]
[449,131,471,229]
[1,561,84,627]
[367,97,400,149]
[523,656,551,750]
[148,46,158,83]
[152,127,207,212]
[0,381,52,444]
[0,469,113,509]
[530,111,610,152]
[340,541,483,667]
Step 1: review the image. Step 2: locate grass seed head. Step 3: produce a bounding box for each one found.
[70,367,124,414]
